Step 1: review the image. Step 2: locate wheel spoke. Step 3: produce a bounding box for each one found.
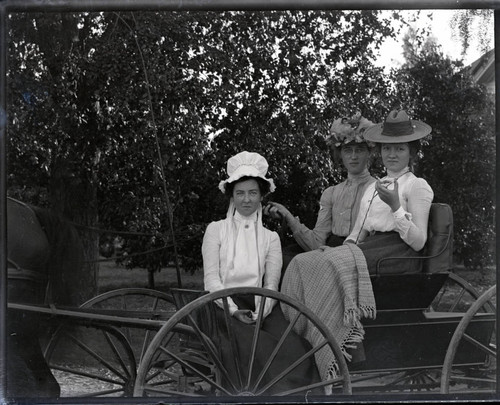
[246,295,266,390]
[251,308,302,392]
[221,296,244,390]
[50,364,126,386]
[449,374,496,384]
[255,336,328,395]
[139,329,153,364]
[134,287,352,397]
[441,285,496,394]
[450,289,466,312]
[139,296,163,361]
[75,387,127,398]
[462,332,497,357]
[184,310,237,392]
[64,330,129,381]
[156,340,231,395]
[104,329,134,379]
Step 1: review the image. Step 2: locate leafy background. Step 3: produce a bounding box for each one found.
[6,10,495,300]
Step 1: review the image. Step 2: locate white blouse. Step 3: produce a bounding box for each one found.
[346,168,434,251]
[202,209,282,314]
[288,169,375,250]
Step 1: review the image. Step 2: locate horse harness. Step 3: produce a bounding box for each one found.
[8,258,49,284]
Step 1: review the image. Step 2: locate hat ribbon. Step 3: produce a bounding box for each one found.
[381,120,414,136]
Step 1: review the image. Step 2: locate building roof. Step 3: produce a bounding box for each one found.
[468,49,495,88]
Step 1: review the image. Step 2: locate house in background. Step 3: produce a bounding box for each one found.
[468,48,495,94]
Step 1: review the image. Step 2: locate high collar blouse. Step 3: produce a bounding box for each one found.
[346,167,434,251]
[201,209,282,313]
[289,169,375,251]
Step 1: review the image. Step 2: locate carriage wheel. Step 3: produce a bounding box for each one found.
[133,287,351,397]
[430,272,495,313]
[80,288,176,364]
[441,285,496,394]
[44,322,137,397]
[43,288,175,397]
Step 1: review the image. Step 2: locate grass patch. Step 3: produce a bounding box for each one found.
[97,261,204,294]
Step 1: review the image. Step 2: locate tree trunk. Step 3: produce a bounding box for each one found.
[49,166,98,306]
[148,268,155,289]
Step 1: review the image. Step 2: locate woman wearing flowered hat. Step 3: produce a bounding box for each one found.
[280,110,434,389]
[202,151,319,393]
[265,111,376,273]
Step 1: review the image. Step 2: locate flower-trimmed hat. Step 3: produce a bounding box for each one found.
[364,109,432,143]
[218,151,276,193]
[328,111,376,148]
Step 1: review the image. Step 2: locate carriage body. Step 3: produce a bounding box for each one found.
[353,274,495,373]
[6,202,497,398]
[130,202,495,396]
[345,203,496,390]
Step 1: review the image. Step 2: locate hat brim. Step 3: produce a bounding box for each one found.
[364,121,431,143]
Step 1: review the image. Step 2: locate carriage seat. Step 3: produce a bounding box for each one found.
[423,203,453,273]
[370,203,454,310]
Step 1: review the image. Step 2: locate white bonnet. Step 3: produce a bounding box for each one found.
[218,151,276,194]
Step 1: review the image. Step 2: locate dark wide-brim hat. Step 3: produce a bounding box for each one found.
[364,110,432,143]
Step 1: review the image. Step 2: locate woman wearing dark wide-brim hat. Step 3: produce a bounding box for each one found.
[344,109,434,274]
[280,110,434,386]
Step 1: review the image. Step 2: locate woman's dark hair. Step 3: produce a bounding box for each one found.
[376,140,421,169]
[332,142,372,166]
[225,176,271,197]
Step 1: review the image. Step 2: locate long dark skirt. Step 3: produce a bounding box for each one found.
[216,294,321,395]
[358,231,424,274]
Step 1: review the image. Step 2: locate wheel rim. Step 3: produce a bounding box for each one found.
[134,287,351,397]
[44,288,175,397]
[44,323,137,397]
[441,285,496,394]
[80,288,176,364]
[431,273,495,313]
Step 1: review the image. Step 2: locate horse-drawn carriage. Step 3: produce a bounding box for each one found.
[6,198,496,399]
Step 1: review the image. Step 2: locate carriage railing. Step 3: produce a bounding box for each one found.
[8,302,167,331]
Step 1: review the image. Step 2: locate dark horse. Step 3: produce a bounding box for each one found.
[6,197,84,399]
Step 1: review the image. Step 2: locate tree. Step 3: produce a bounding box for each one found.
[7,10,399,286]
[450,9,494,57]
[390,46,495,269]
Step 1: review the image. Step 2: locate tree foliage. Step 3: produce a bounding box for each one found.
[390,42,495,269]
[450,9,494,57]
[7,10,396,283]
[7,9,493,289]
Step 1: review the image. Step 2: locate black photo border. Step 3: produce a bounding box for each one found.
[0,1,498,404]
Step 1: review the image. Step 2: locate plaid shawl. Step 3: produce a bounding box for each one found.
[281,243,376,380]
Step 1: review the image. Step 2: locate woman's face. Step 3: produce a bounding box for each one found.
[340,144,371,175]
[381,143,410,173]
[232,178,262,217]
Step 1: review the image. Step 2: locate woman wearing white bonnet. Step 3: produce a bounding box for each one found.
[202,151,320,393]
